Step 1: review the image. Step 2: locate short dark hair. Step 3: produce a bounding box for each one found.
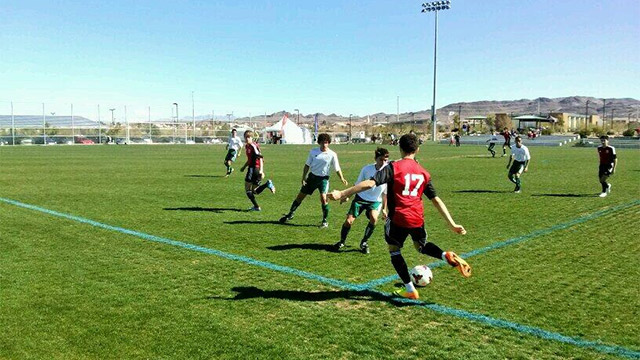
[231,128,237,133]
[600,135,609,140]
[244,130,253,138]
[399,134,419,154]
[375,147,389,159]
[515,135,522,142]
[317,133,331,144]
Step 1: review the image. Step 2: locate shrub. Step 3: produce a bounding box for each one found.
[541,128,552,135]
[578,129,591,138]
[622,129,635,137]
[606,130,615,135]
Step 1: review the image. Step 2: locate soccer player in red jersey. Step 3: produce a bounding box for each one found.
[501,127,511,157]
[239,130,276,211]
[597,135,617,198]
[328,133,471,300]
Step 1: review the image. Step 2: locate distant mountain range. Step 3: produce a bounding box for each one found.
[217,96,639,126]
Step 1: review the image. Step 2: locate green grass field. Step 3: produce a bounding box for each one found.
[1,143,639,359]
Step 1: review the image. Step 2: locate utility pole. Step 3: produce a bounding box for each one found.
[585,100,590,130]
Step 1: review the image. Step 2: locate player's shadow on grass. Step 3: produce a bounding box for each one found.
[184,175,225,178]
[165,207,247,213]
[453,190,512,194]
[531,193,598,198]
[212,286,427,307]
[224,220,316,227]
[267,243,361,253]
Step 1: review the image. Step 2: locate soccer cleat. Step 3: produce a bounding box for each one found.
[606,183,612,194]
[393,288,419,300]
[248,206,261,212]
[514,189,521,194]
[599,192,607,198]
[333,241,345,252]
[444,251,472,278]
[360,242,370,254]
[266,180,276,194]
[279,213,293,223]
[319,221,329,229]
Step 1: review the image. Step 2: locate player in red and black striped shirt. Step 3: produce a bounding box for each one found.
[329,133,471,300]
[239,130,276,211]
[597,135,617,198]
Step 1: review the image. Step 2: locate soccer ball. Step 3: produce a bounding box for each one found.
[410,265,433,287]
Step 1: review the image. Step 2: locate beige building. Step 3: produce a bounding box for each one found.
[550,113,600,132]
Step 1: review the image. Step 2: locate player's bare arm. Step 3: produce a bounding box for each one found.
[431,197,466,235]
[506,155,513,169]
[328,179,375,201]
[523,160,529,173]
[301,164,310,186]
[381,193,388,219]
[336,170,348,185]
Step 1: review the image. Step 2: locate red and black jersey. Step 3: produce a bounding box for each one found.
[502,131,511,142]
[597,145,616,165]
[373,158,437,228]
[245,142,263,168]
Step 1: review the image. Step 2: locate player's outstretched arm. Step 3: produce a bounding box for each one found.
[431,197,466,235]
[328,179,375,201]
[301,164,310,186]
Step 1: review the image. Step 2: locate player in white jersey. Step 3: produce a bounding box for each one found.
[279,133,348,228]
[486,132,499,157]
[506,136,531,193]
[333,148,389,254]
[224,129,244,177]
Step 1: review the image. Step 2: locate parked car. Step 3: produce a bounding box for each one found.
[75,137,94,145]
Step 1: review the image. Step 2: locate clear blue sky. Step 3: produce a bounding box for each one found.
[1,0,638,121]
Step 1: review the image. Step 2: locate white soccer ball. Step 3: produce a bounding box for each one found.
[410,265,433,287]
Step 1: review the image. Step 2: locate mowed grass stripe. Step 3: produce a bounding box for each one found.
[2,196,639,359]
[362,200,640,288]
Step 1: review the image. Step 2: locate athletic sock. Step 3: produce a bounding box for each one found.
[390,251,411,284]
[515,177,521,189]
[255,182,269,194]
[601,181,608,193]
[321,203,330,222]
[419,242,445,259]
[508,174,516,184]
[361,223,375,244]
[288,200,301,215]
[404,282,416,293]
[340,224,351,242]
[246,191,259,208]
[225,164,230,174]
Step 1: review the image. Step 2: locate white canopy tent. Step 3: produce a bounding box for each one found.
[263,114,313,144]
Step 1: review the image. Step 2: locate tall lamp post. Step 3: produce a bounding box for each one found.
[585,100,590,130]
[422,0,451,142]
[173,103,179,143]
[109,108,115,125]
[191,91,196,142]
[294,109,300,125]
[349,114,353,143]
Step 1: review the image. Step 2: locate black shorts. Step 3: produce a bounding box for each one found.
[503,140,511,147]
[599,164,613,177]
[384,219,427,249]
[245,167,263,185]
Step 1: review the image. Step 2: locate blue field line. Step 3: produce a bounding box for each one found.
[361,200,640,288]
[1,196,639,359]
[0,197,362,291]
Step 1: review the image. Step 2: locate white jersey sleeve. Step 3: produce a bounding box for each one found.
[331,151,341,173]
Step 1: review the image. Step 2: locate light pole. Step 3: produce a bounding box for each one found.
[422,0,451,142]
[192,91,195,142]
[109,108,115,125]
[349,114,353,143]
[585,100,590,130]
[294,109,300,125]
[173,103,179,143]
